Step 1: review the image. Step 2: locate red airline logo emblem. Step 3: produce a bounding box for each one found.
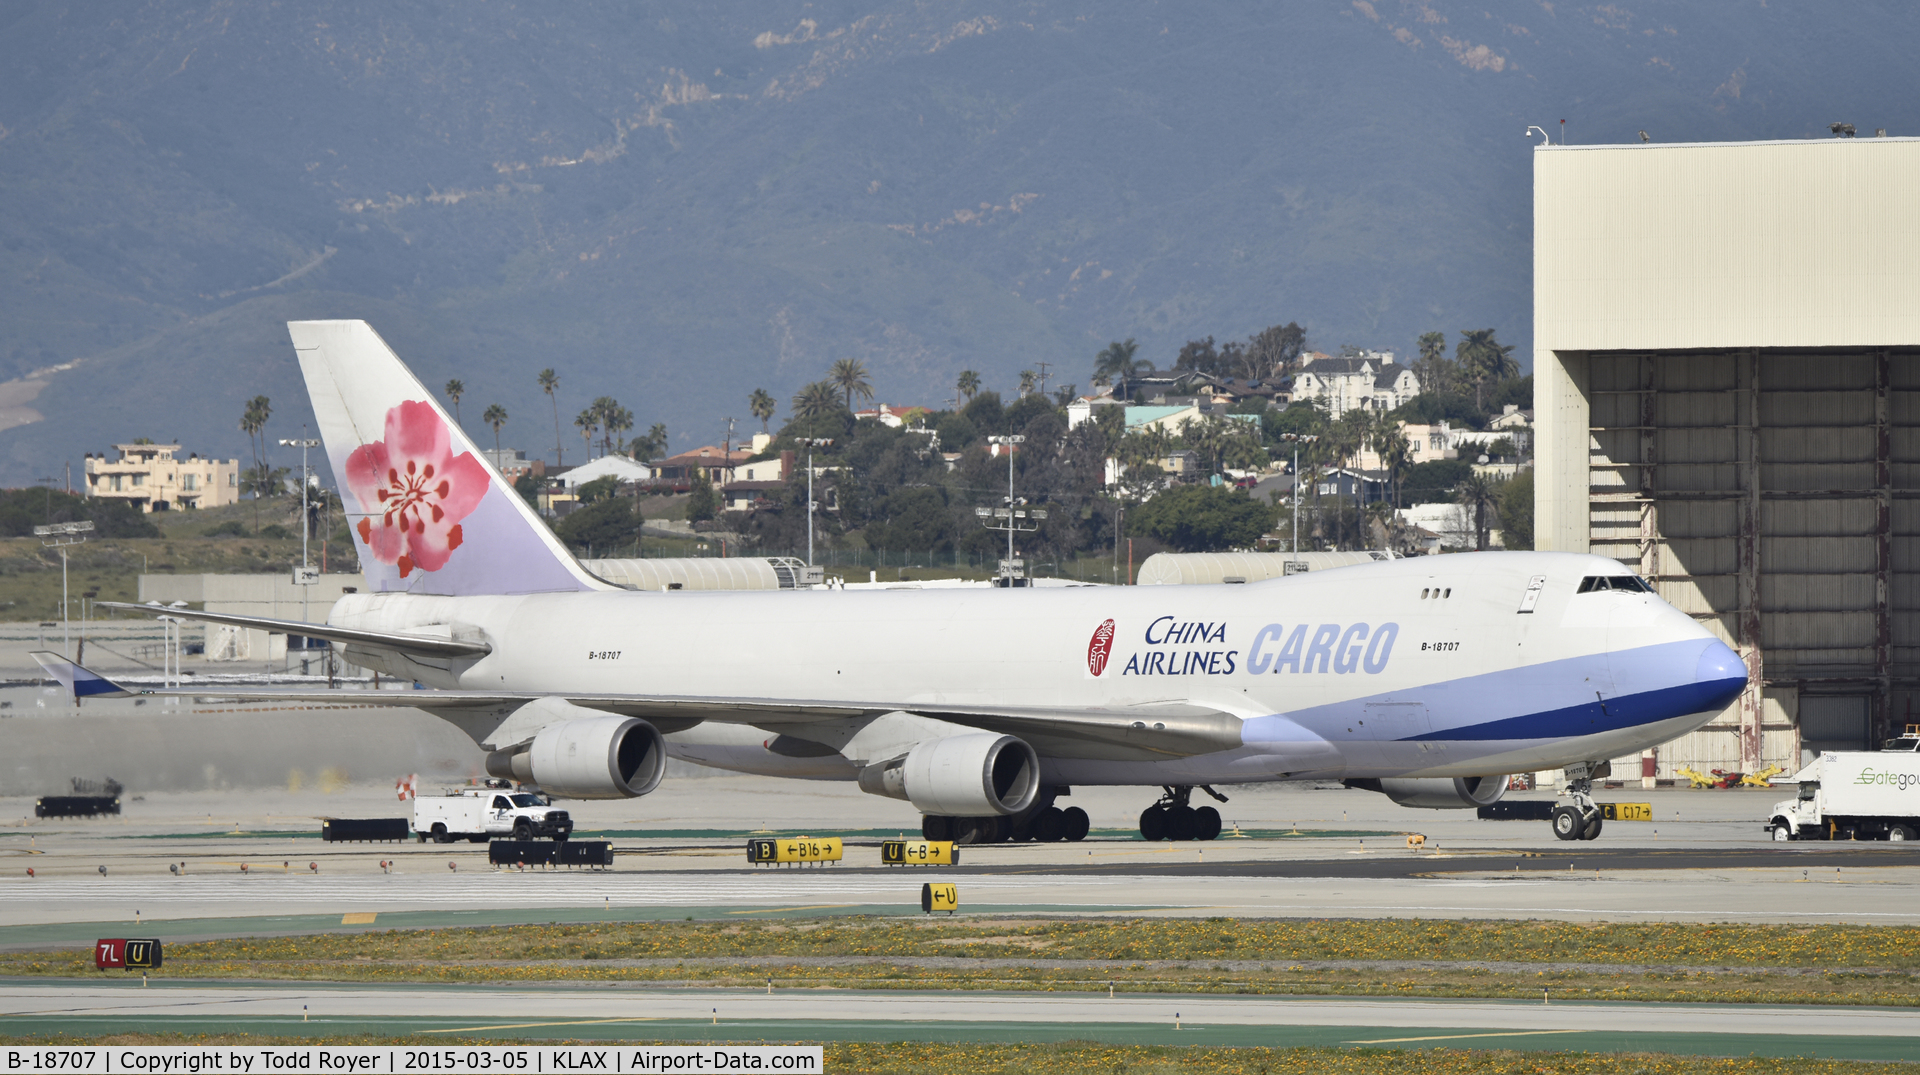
[1087,619,1116,677]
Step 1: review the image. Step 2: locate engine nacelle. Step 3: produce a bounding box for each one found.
[486,705,666,800]
[857,733,1041,816]
[1346,775,1507,809]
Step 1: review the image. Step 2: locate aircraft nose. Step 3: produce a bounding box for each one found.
[1695,638,1748,711]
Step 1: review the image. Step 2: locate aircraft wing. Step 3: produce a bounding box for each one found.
[31,652,1243,758]
[97,602,490,661]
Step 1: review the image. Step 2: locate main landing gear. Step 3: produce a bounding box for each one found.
[921,787,1090,845]
[1550,761,1605,842]
[1139,785,1225,842]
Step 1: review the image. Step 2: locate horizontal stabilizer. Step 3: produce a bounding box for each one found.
[99,602,490,660]
[31,651,132,699]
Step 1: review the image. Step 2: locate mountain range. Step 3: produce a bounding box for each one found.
[1,1,1917,483]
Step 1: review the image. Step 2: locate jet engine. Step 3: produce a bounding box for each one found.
[486,708,666,800]
[1345,775,1507,809]
[857,733,1041,816]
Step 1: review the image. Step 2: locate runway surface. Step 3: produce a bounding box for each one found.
[9,780,1920,1057]
[4,982,1917,1060]
[7,780,1920,935]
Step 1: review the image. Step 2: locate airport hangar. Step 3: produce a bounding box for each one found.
[1534,134,1920,779]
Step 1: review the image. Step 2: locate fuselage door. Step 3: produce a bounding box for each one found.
[1517,575,1546,614]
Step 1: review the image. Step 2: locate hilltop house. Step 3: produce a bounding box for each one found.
[84,443,240,512]
[1291,352,1420,417]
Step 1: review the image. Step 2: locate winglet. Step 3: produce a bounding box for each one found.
[31,651,134,699]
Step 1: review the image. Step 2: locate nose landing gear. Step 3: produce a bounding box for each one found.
[1139,785,1225,841]
[1551,761,1605,841]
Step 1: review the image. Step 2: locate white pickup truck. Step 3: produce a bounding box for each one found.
[412,787,574,843]
[1766,748,1920,842]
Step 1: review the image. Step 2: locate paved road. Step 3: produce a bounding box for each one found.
[4,983,1916,1060]
[6,862,1919,935]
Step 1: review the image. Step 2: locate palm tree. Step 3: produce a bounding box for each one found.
[749,388,776,434]
[238,395,271,475]
[588,397,627,457]
[828,358,874,411]
[1457,471,1500,550]
[604,404,634,456]
[444,379,465,427]
[637,423,669,461]
[1053,383,1078,407]
[537,368,563,466]
[482,404,509,460]
[956,370,981,403]
[1092,339,1147,394]
[1370,416,1413,508]
[791,381,841,423]
[1018,370,1038,397]
[1456,328,1518,410]
[574,408,599,461]
[239,395,272,532]
[1333,409,1373,472]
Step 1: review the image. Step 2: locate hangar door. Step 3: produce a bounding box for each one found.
[1586,349,1920,770]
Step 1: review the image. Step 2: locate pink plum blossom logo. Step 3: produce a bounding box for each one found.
[343,400,490,578]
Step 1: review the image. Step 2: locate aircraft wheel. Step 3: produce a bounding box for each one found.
[1549,807,1582,841]
[988,815,1014,843]
[1061,806,1090,842]
[1165,805,1197,841]
[1008,812,1038,843]
[1193,806,1222,841]
[922,815,953,842]
[1033,807,1067,843]
[951,817,985,845]
[1580,813,1604,841]
[1139,806,1168,841]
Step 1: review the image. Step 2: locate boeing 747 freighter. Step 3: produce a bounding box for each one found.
[41,321,1748,844]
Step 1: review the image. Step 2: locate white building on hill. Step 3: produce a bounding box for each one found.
[1291,353,1420,417]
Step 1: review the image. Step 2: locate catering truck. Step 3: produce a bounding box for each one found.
[1766,748,1920,841]
[412,787,573,843]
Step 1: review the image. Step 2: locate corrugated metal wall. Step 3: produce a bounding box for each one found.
[1586,349,1918,775]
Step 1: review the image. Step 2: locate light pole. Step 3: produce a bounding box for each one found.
[797,438,833,567]
[978,435,1044,585]
[33,521,92,656]
[279,437,322,645]
[1274,433,1317,556]
[278,437,321,570]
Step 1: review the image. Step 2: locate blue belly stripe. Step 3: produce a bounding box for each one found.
[1414,674,1748,742]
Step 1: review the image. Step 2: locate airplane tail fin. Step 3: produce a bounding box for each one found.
[31,651,132,700]
[288,321,606,596]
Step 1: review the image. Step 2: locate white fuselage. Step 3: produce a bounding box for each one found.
[329,551,1746,789]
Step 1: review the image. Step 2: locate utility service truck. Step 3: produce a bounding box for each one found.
[1766,748,1920,842]
[412,786,573,843]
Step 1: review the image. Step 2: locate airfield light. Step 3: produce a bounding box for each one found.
[33,520,92,659]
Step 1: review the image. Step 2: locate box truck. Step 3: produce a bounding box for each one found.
[1766,749,1920,841]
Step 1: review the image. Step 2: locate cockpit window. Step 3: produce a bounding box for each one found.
[1577,575,1653,594]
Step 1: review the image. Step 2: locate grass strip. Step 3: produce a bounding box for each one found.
[11,916,1920,1008]
[0,1036,1913,1074]
[9,915,1908,969]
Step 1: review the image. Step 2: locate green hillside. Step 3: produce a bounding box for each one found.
[0,2,1916,481]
